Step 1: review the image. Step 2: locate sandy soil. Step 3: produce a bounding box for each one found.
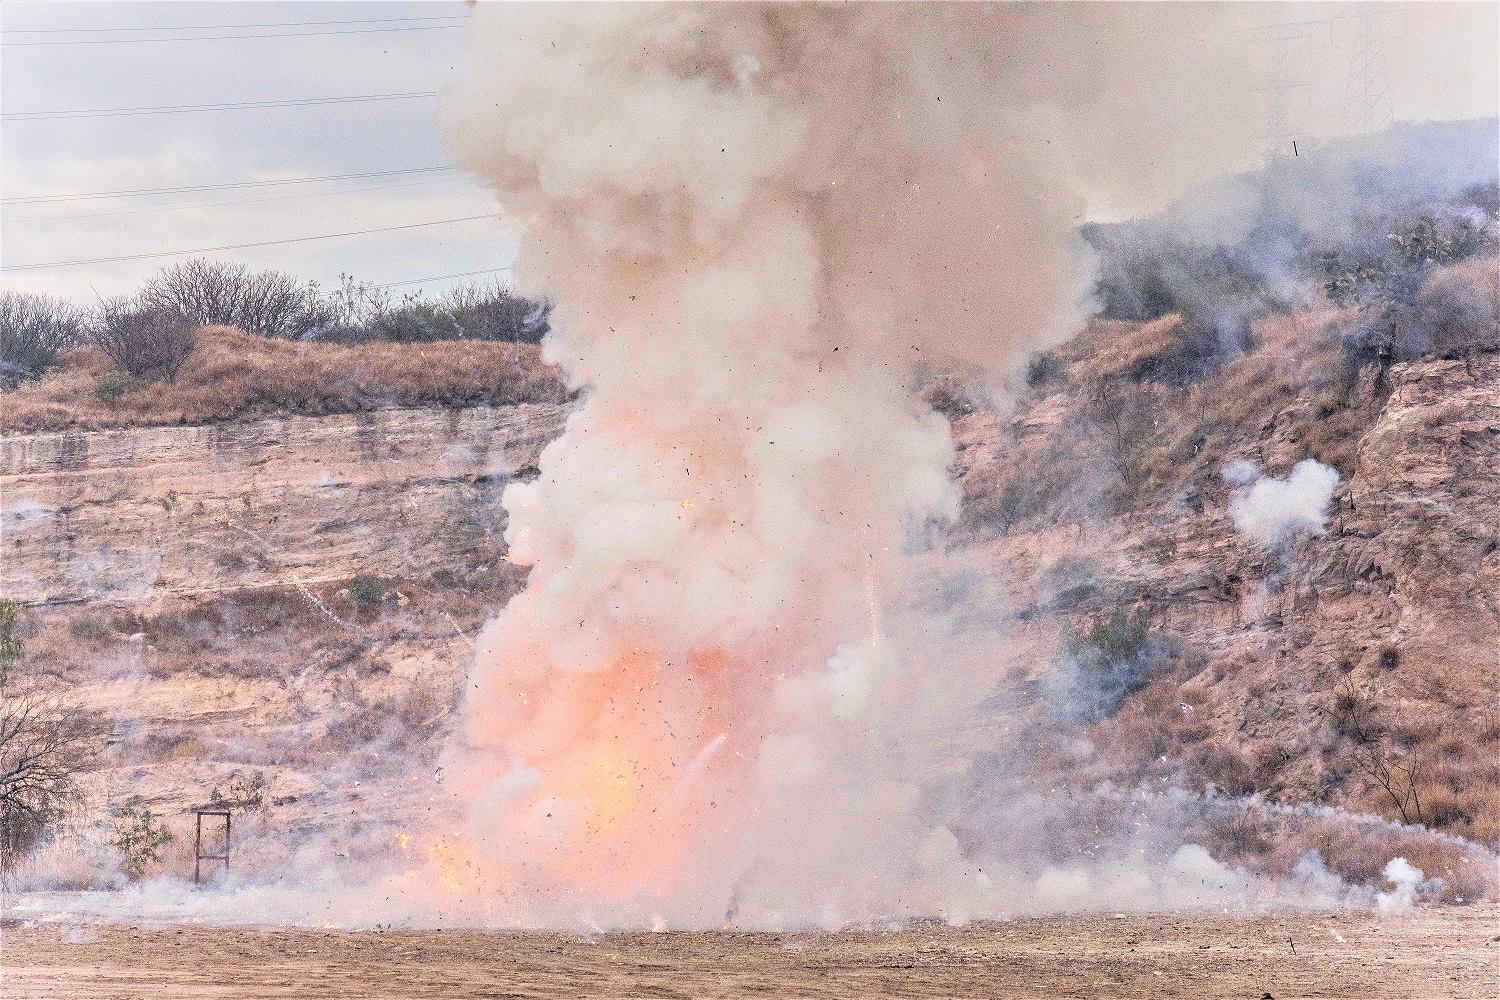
[2,906,1495,999]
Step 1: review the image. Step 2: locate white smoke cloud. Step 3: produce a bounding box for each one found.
[1226,459,1340,548]
[431,5,1105,924]
[1375,857,1425,915]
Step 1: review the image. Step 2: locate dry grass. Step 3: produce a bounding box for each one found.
[1267,813,1496,903]
[1,326,567,434]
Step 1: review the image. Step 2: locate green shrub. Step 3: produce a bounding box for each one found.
[1319,214,1495,310]
[92,371,140,405]
[209,771,267,814]
[1059,608,1172,722]
[0,599,19,687]
[345,576,385,607]
[111,802,173,881]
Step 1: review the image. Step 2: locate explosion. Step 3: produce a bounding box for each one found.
[430,5,1094,926]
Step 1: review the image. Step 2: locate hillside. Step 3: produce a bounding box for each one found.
[1,325,566,435]
[3,260,1495,899]
[944,277,1498,899]
[2,172,1497,909]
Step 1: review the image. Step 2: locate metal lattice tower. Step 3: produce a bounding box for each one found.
[1343,10,1394,134]
[1247,19,1324,161]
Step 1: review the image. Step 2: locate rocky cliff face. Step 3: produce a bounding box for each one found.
[1,403,568,604]
[1,402,569,886]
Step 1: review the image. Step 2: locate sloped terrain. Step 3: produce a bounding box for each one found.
[1,261,1495,901]
[942,266,1498,896]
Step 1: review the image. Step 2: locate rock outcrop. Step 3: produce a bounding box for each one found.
[1,403,568,605]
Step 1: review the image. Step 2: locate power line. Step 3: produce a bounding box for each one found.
[2,91,440,122]
[4,166,455,205]
[376,266,514,289]
[1,24,468,46]
[3,214,498,271]
[4,174,474,224]
[6,14,467,33]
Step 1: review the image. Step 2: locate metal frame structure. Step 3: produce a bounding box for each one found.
[193,808,231,884]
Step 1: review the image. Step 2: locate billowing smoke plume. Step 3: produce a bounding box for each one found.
[436,5,1098,925]
[1224,459,1340,548]
[416,4,1489,927]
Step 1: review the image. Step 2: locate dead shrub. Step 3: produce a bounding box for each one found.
[1190,742,1255,796]
[0,682,104,870]
[1025,350,1065,387]
[0,291,85,385]
[1400,259,1500,359]
[141,728,204,760]
[65,616,114,644]
[1080,375,1166,505]
[1111,700,1174,765]
[966,472,1051,534]
[139,259,315,339]
[1174,717,1212,744]
[1253,743,1294,788]
[1347,738,1427,827]
[1178,682,1211,707]
[1329,672,1382,744]
[93,301,197,383]
[1201,803,1273,859]
[1270,814,1495,903]
[396,683,452,738]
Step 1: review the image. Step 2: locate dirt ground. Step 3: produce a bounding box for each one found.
[2,906,1496,999]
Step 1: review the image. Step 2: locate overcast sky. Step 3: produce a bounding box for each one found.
[2,1,510,301]
[1,2,1495,305]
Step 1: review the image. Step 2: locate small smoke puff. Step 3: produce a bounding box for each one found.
[1226,459,1339,547]
[1375,856,1424,916]
[1220,459,1260,487]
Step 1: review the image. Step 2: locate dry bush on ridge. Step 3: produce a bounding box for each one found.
[1262,811,1495,904]
[92,301,198,384]
[102,259,553,346]
[139,259,315,339]
[1403,258,1500,359]
[0,291,86,386]
[0,325,566,433]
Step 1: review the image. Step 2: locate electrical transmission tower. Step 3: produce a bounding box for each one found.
[1342,9,1394,134]
[1246,18,1324,161]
